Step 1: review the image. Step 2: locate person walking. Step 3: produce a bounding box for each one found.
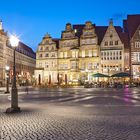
[25,80,29,94]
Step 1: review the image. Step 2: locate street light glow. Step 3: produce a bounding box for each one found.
[9,35,19,47]
[5,66,10,71]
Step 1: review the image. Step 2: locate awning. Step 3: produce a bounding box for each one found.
[111,72,130,77]
[92,73,110,77]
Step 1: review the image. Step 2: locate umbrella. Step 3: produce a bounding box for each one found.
[92,73,110,77]
[111,72,130,77]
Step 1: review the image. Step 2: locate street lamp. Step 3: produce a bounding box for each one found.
[6,35,20,113]
[5,66,10,94]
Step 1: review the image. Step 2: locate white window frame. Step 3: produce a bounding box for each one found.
[135,42,140,48]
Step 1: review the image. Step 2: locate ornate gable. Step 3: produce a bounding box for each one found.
[61,23,76,39]
[60,23,78,48]
[101,20,123,48]
[80,21,97,46]
[37,33,56,52]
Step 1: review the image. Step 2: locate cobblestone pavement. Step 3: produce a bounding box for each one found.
[1,87,140,140]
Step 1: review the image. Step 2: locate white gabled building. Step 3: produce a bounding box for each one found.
[100,20,125,76]
[35,33,59,85]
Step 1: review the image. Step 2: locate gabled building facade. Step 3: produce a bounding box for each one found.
[35,14,140,85]
[78,21,99,82]
[35,34,58,85]
[100,20,124,76]
[124,15,140,79]
[0,20,8,85]
[58,23,79,84]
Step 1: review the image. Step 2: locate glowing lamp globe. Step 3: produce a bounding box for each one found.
[5,66,10,71]
[9,35,19,47]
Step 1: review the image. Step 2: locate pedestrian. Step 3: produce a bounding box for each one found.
[25,80,29,94]
[25,86,28,94]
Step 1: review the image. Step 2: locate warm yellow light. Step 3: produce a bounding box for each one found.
[5,66,10,71]
[9,35,19,47]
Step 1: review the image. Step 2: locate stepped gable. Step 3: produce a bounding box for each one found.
[73,24,108,45]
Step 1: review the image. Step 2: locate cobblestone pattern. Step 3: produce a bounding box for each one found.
[1,105,140,140]
[1,87,140,140]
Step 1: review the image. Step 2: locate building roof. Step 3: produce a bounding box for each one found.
[120,32,130,50]
[52,38,59,49]
[95,26,108,45]
[73,24,107,45]
[73,24,123,45]
[124,14,140,38]
[17,42,36,59]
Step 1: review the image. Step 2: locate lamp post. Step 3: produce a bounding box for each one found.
[5,66,10,94]
[6,35,20,113]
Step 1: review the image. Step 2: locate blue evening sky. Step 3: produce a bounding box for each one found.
[0,0,140,51]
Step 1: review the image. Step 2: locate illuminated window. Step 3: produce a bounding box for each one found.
[72,51,75,58]
[136,52,140,62]
[60,52,63,58]
[71,62,78,69]
[64,52,67,58]
[135,42,140,48]
[88,50,92,57]
[75,51,78,58]
[93,51,97,57]
[82,50,85,57]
